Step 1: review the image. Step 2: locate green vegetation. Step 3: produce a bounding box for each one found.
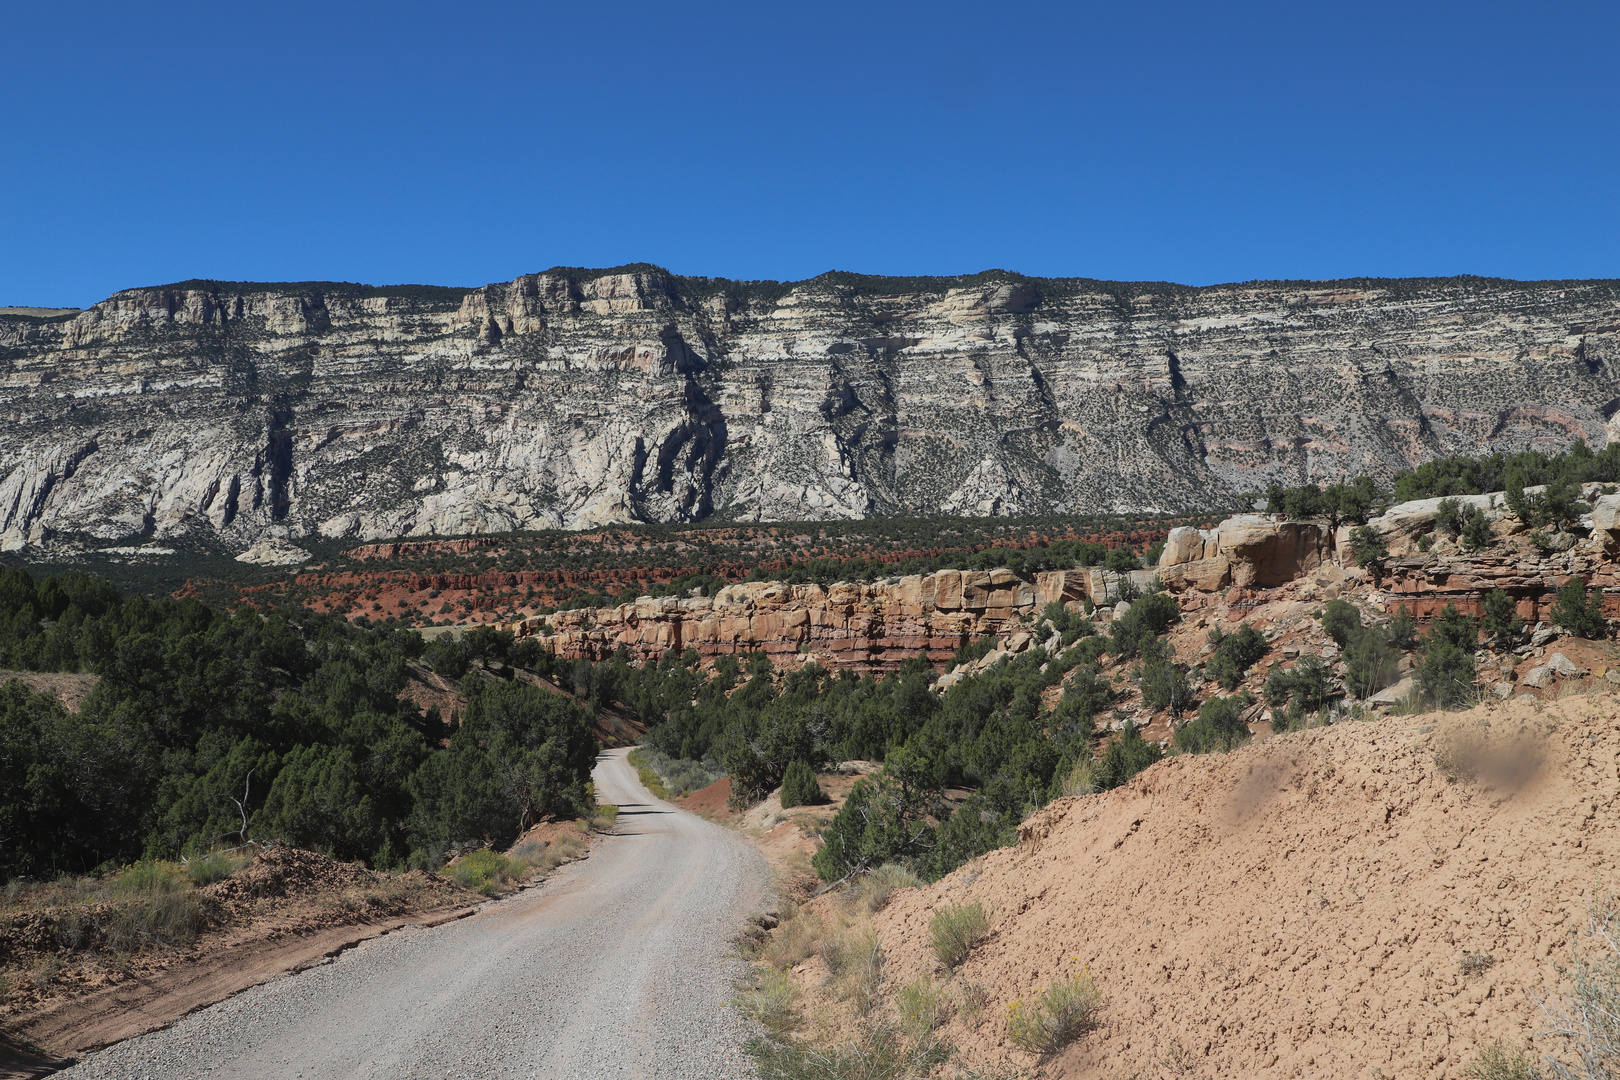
[1463,1043,1538,1080]
[444,848,515,895]
[1264,476,1380,526]
[1313,599,1403,701]
[779,759,827,808]
[929,901,989,969]
[1553,576,1608,639]
[1206,624,1267,690]
[1266,655,1332,725]
[1005,968,1104,1055]
[1482,589,1524,643]
[1394,439,1620,502]
[1348,524,1389,569]
[0,567,599,881]
[1174,695,1249,755]
[626,745,724,798]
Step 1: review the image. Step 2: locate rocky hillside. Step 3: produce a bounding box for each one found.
[3,268,1619,553]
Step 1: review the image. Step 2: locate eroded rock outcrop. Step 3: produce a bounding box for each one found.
[1155,516,1333,592]
[3,270,1619,552]
[513,567,1090,671]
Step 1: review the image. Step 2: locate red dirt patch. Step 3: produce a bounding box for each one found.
[677,777,733,820]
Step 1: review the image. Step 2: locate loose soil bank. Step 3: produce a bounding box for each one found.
[793,694,1620,1079]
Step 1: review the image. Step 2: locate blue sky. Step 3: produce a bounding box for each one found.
[2,1,1617,307]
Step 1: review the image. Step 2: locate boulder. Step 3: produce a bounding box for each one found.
[1367,676,1415,707]
[1593,493,1620,535]
[1522,665,1555,689]
[235,538,312,566]
[1156,555,1232,593]
[1546,652,1588,678]
[1159,526,1216,567]
[1216,515,1331,587]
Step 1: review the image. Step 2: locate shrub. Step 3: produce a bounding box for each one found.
[1206,623,1267,690]
[924,794,1015,882]
[930,901,989,969]
[1386,612,1419,650]
[1418,642,1476,707]
[627,748,673,799]
[952,636,998,670]
[1460,506,1494,550]
[1539,890,1620,1079]
[1094,722,1162,790]
[1108,591,1180,658]
[114,859,186,895]
[1059,757,1100,797]
[1139,660,1195,718]
[1436,498,1465,537]
[106,892,209,950]
[184,851,236,887]
[1319,599,1364,649]
[1058,666,1113,718]
[897,979,946,1041]
[445,848,512,895]
[814,770,939,882]
[1006,968,1103,1055]
[1427,603,1480,651]
[855,863,922,914]
[841,929,885,1015]
[1553,577,1607,640]
[1103,547,1140,573]
[747,1019,936,1080]
[779,759,827,808]
[736,967,800,1039]
[1345,631,1400,699]
[1265,656,1331,715]
[1349,525,1389,569]
[1482,589,1524,644]
[1174,695,1248,755]
[1463,1043,1537,1080]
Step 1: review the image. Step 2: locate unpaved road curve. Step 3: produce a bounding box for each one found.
[60,749,770,1080]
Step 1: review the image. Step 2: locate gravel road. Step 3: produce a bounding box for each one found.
[60,748,771,1080]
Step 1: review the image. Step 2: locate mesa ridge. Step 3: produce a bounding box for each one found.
[3,267,1618,552]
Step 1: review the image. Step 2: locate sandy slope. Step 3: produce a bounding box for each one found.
[862,695,1620,1079]
[56,749,771,1080]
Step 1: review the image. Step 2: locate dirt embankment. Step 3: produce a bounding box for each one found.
[0,848,481,1077]
[783,694,1620,1079]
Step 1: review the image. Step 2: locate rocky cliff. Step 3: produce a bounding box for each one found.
[517,568,1093,672]
[4,268,1619,553]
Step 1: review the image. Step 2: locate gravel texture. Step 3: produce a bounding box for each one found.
[60,748,771,1080]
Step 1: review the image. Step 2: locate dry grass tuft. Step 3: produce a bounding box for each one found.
[930,901,989,970]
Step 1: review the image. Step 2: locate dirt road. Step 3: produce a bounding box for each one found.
[59,748,771,1080]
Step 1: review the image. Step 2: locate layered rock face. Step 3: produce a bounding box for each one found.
[4,269,1619,551]
[520,568,1090,671]
[517,485,1620,672]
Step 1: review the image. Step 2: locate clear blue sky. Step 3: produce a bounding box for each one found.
[3,1,1617,307]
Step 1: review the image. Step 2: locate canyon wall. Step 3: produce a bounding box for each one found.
[4,268,1619,552]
